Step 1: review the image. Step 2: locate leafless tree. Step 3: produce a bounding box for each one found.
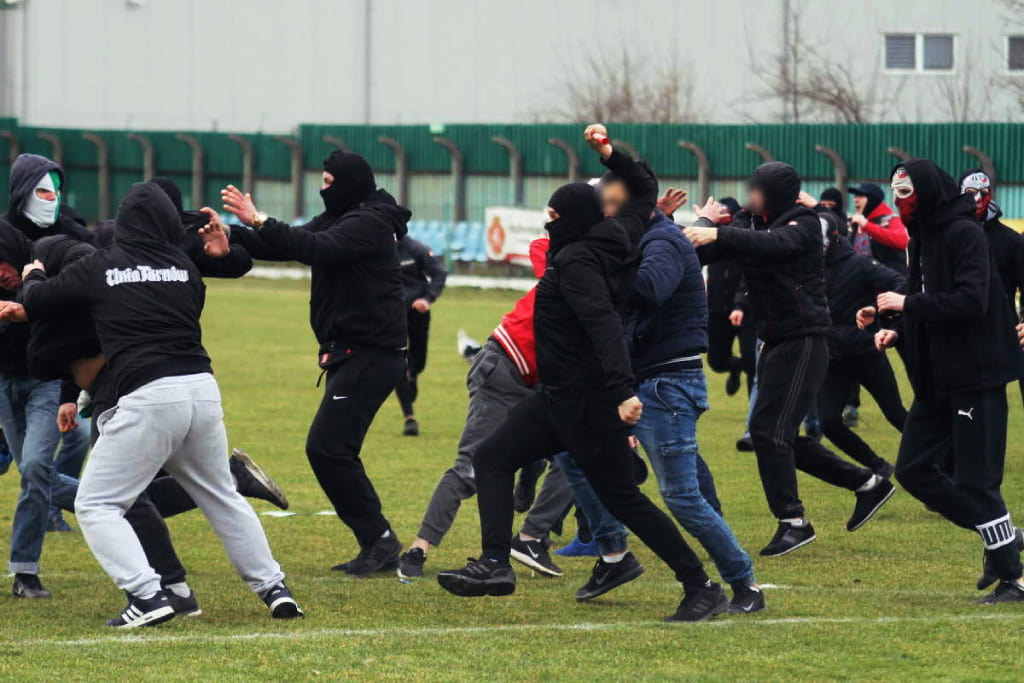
[999,0,1024,111]
[548,49,703,124]
[934,45,994,122]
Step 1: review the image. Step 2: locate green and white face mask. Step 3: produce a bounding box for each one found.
[23,171,62,228]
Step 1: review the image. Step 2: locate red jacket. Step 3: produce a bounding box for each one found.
[493,237,547,386]
[860,202,908,250]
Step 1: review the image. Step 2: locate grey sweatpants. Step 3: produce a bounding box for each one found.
[417,339,571,545]
[76,373,284,598]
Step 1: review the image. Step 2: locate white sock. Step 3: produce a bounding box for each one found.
[138,591,158,600]
[856,474,881,493]
[781,517,807,527]
[165,582,191,598]
[602,552,626,563]
[381,529,391,539]
[519,533,539,542]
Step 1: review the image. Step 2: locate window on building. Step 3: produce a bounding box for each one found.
[885,34,917,70]
[923,35,954,70]
[1010,36,1024,71]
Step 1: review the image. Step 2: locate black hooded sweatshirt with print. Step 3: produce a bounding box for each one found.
[234,152,410,353]
[533,149,657,403]
[696,161,831,343]
[4,154,92,243]
[21,181,211,398]
[896,159,1020,399]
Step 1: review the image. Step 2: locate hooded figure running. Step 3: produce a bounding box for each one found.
[0,181,302,627]
[873,160,1024,604]
[221,151,411,576]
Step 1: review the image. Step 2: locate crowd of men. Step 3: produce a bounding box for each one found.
[0,122,1022,628]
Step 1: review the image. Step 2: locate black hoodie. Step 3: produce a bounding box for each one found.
[238,187,410,352]
[21,181,211,398]
[698,162,831,343]
[533,149,656,403]
[4,154,92,243]
[0,220,32,374]
[896,159,1019,398]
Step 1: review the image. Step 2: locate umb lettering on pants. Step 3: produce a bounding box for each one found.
[977,514,1015,549]
[106,266,190,287]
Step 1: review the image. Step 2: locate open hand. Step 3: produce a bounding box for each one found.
[856,306,877,330]
[657,188,688,216]
[694,197,730,225]
[198,207,231,258]
[797,191,818,208]
[220,185,258,227]
[877,292,906,313]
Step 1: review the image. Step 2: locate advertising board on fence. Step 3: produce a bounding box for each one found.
[484,207,548,266]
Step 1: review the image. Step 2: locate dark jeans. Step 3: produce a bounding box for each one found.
[707,312,756,394]
[307,349,405,547]
[474,390,710,589]
[396,309,430,417]
[819,351,907,469]
[896,388,1021,580]
[750,336,872,520]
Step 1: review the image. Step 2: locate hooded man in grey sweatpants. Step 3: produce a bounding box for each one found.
[0,181,302,628]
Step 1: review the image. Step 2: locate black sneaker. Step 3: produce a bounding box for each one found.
[760,520,816,557]
[736,434,754,452]
[230,448,289,510]
[978,528,1024,590]
[575,553,645,602]
[847,478,896,531]
[510,537,563,577]
[12,573,51,599]
[107,591,176,628]
[437,558,516,597]
[725,367,742,396]
[871,460,895,479]
[344,533,403,577]
[403,418,420,437]
[261,582,304,618]
[397,548,427,582]
[665,582,729,622]
[729,582,766,614]
[976,580,1024,604]
[165,589,202,617]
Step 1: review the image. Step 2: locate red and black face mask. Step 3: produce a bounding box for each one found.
[960,171,993,219]
[891,167,917,220]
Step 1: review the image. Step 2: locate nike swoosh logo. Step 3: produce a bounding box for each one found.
[526,546,540,559]
[740,603,757,612]
[333,395,349,401]
[594,573,609,585]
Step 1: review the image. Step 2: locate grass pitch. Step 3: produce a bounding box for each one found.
[2,278,1024,681]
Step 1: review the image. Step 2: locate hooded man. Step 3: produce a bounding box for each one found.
[221,150,411,577]
[0,181,301,627]
[874,160,1024,604]
[847,182,908,274]
[436,125,727,624]
[684,162,895,558]
[818,187,848,228]
[4,154,91,243]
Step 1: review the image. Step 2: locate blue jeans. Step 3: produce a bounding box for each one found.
[50,419,90,515]
[553,452,628,555]
[0,375,62,574]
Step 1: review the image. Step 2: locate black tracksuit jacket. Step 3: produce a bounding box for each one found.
[980,205,1024,322]
[534,150,657,404]
[234,189,409,353]
[21,181,212,399]
[894,160,1020,399]
[398,236,447,305]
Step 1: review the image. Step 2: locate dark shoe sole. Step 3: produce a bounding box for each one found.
[346,557,399,578]
[509,548,563,577]
[847,485,896,532]
[665,593,730,623]
[397,566,425,583]
[437,573,516,598]
[759,533,817,557]
[232,448,290,510]
[575,563,645,602]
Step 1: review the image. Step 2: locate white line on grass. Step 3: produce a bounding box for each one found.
[8,612,1024,649]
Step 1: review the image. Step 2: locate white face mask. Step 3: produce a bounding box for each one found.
[23,172,61,228]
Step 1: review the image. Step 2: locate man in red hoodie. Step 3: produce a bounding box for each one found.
[847,182,909,275]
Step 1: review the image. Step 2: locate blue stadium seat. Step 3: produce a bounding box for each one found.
[449,221,470,261]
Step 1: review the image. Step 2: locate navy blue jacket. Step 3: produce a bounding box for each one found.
[625,211,708,376]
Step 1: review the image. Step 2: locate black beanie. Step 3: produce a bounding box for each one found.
[547,182,603,253]
[321,151,376,216]
[749,162,801,218]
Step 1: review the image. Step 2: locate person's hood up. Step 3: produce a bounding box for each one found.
[546,182,603,254]
[958,168,997,222]
[821,211,854,266]
[890,159,968,232]
[321,151,377,217]
[360,189,410,240]
[8,154,65,230]
[848,182,885,216]
[749,162,801,220]
[113,181,187,246]
[32,235,96,276]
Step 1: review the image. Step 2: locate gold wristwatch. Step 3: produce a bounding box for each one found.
[252,210,268,229]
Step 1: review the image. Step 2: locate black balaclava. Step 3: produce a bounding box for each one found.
[748,162,801,220]
[321,151,376,216]
[546,182,603,254]
[819,186,846,217]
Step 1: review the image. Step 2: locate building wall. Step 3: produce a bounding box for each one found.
[2,0,1021,130]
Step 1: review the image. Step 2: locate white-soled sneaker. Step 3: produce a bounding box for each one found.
[106,592,176,629]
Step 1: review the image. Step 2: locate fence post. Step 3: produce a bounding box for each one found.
[227,135,254,192]
[814,145,848,194]
[886,147,911,163]
[433,136,465,222]
[492,136,523,207]
[678,140,710,204]
[378,136,409,207]
[176,134,204,207]
[548,138,579,183]
[963,146,996,186]
[82,133,110,220]
[322,136,346,151]
[127,133,156,179]
[0,131,19,161]
[745,143,773,163]
[37,132,63,166]
[275,136,305,220]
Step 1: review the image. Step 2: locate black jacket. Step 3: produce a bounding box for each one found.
[22,181,212,398]
[896,159,1020,399]
[824,233,904,360]
[5,154,92,243]
[239,189,410,353]
[0,219,32,374]
[398,236,447,305]
[534,150,656,403]
[979,204,1024,323]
